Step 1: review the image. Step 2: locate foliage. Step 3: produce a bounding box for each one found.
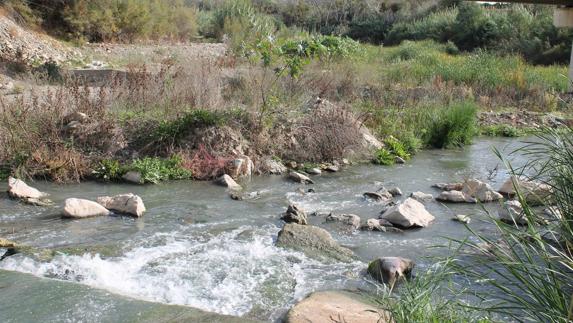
[424,102,477,148]
[126,156,193,184]
[480,124,520,137]
[92,159,123,181]
[385,136,410,160]
[374,148,395,166]
[150,109,225,145]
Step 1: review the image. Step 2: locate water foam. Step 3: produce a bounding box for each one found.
[0,225,364,320]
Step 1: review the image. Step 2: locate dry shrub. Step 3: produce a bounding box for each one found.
[181,145,231,180]
[287,99,363,162]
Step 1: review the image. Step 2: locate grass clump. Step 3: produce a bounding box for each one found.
[480,124,520,137]
[374,148,395,166]
[424,102,477,148]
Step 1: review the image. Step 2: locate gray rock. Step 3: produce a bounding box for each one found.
[97,193,146,217]
[395,156,406,164]
[276,223,354,262]
[122,171,143,184]
[498,176,553,206]
[323,165,339,172]
[368,257,414,286]
[436,190,477,203]
[262,159,287,175]
[325,213,361,230]
[361,218,403,233]
[363,191,392,202]
[288,171,314,184]
[388,187,403,196]
[499,200,527,225]
[452,214,471,224]
[432,183,463,191]
[462,179,503,202]
[410,191,433,202]
[281,204,308,225]
[215,174,242,191]
[381,198,435,228]
[63,198,110,218]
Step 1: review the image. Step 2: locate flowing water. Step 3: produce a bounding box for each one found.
[0,137,531,322]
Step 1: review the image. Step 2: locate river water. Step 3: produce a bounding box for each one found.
[0,137,530,322]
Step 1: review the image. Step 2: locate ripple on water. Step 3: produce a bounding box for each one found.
[0,225,366,321]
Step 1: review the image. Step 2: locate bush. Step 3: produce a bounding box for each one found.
[385,136,410,160]
[126,156,193,184]
[423,102,477,148]
[374,148,395,166]
[480,124,520,137]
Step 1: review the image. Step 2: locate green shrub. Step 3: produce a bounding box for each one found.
[374,148,395,166]
[385,136,410,160]
[480,124,520,137]
[126,156,192,184]
[92,159,123,181]
[150,109,225,145]
[423,102,477,148]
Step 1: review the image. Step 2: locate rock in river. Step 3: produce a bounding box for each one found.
[380,198,435,228]
[361,218,404,233]
[462,179,503,202]
[368,257,415,286]
[62,198,110,219]
[215,174,242,191]
[409,191,433,202]
[288,171,314,184]
[286,290,386,323]
[436,190,476,203]
[498,176,553,206]
[276,223,354,262]
[7,177,52,206]
[281,204,308,225]
[97,193,146,217]
[363,191,392,202]
[498,200,527,225]
[325,213,361,230]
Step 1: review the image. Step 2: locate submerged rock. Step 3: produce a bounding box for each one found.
[498,176,553,206]
[97,193,146,217]
[286,290,385,323]
[388,187,403,197]
[325,213,361,230]
[368,257,414,286]
[436,190,476,203]
[381,198,435,228]
[62,198,110,219]
[7,177,51,206]
[499,200,527,225]
[276,223,354,262]
[215,174,242,191]
[452,214,471,224]
[281,204,308,225]
[288,171,314,184]
[462,179,503,202]
[410,191,433,202]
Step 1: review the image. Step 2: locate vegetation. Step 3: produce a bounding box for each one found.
[480,124,521,138]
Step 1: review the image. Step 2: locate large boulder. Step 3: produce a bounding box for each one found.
[286,291,386,323]
[62,198,110,219]
[288,171,314,184]
[498,176,553,206]
[436,190,476,203]
[325,213,361,230]
[215,174,242,191]
[462,179,503,202]
[499,200,527,225]
[7,177,51,205]
[276,223,354,262]
[368,257,415,286]
[281,204,308,225]
[227,156,254,178]
[381,198,435,228]
[96,193,146,217]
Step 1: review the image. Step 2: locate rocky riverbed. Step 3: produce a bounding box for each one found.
[0,137,547,322]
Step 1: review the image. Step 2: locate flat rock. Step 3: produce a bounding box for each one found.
[323,165,339,172]
[381,198,435,228]
[97,193,146,217]
[432,183,463,191]
[286,290,386,323]
[361,219,403,233]
[276,223,354,262]
[288,171,314,184]
[7,177,50,205]
[436,190,477,203]
[409,191,433,202]
[307,168,322,175]
[215,174,242,191]
[63,198,110,218]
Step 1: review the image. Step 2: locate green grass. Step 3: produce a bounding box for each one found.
[92,156,192,184]
[480,124,521,137]
[374,148,396,166]
[424,102,477,148]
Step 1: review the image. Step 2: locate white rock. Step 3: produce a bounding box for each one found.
[215,174,242,191]
[97,193,146,217]
[288,171,314,184]
[462,179,503,202]
[262,159,287,175]
[453,214,471,224]
[498,176,553,206]
[63,198,110,218]
[381,198,435,228]
[7,177,48,200]
[307,168,322,175]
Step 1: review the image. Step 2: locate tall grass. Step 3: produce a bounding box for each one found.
[424,102,477,149]
[447,128,573,322]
